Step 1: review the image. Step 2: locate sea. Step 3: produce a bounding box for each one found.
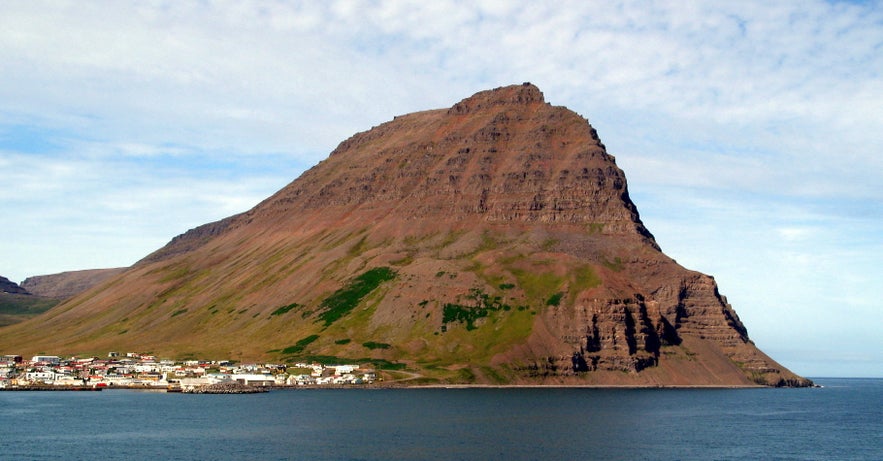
[0,378,879,461]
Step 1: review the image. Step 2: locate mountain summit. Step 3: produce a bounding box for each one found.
[0,84,810,386]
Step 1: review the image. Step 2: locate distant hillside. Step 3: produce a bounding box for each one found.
[0,293,59,327]
[0,276,29,295]
[21,268,127,300]
[1,270,124,328]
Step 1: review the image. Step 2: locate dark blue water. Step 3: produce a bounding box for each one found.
[0,378,880,460]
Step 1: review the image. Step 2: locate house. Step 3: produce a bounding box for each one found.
[52,375,86,386]
[24,370,56,383]
[30,355,60,365]
[287,374,316,386]
[331,364,359,375]
[179,375,230,391]
[232,373,276,387]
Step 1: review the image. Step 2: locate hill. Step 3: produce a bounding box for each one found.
[0,276,29,295]
[0,293,59,328]
[0,84,811,386]
[21,268,127,300]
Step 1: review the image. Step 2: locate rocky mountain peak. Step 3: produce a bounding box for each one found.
[447,82,546,115]
[248,82,656,248]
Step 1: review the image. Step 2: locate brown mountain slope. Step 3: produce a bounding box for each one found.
[0,84,810,386]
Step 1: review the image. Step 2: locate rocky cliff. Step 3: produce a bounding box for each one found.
[0,276,29,294]
[0,84,811,387]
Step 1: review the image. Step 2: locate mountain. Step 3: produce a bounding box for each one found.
[0,84,811,386]
[0,275,59,328]
[21,268,127,300]
[1,269,123,328]
[0,276,29,295]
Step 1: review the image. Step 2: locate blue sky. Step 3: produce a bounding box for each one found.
[1,1,880,378]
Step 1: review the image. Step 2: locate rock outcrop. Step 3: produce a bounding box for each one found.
[0,276,29,295]
[0,84,811,387]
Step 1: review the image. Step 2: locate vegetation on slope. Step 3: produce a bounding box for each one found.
[317,267,396,326]
[0,294,60,327]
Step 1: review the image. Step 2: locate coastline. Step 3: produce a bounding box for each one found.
[0,383,770,392]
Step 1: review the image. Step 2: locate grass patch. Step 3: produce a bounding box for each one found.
[0,294,59,326]
[318,267,396,326]
[436,230,466,251]
[455,368,476,382]
[546,292,564,306]
[270,302,300,316]
[571,265,602,291]
[334,338,352,345]
[442,288,510,331]
[347,235,369,257]
[282,335,320,354]
[297,355,406,370]
[170,308,188,317]
[480,366,508,385]
[602,256,624,272]
[362,341,391,350]
[510,269,563,301]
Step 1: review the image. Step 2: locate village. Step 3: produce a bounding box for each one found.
[0,352,379,391]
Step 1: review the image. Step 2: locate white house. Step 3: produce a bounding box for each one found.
[232,373,276,387]
[331,364,359,375]
[179,375,231,391]
[30,355,60,365]
[287,374,316,386]
[24,370,56,383]
[52,375,86,387]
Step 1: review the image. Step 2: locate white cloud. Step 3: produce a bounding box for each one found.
[776,227,814,242]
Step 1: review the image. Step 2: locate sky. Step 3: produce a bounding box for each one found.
[1,1,880,378]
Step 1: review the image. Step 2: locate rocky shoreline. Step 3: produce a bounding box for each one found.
[180,382,267,394]
[0,385,102,391]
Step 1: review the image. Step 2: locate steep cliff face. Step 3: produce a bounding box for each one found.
[0,84,810,386]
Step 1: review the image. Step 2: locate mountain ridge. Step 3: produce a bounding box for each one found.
[0,276,29,295]
[20,268,127,300]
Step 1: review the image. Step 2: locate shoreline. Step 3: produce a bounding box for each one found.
[0,383,770,392]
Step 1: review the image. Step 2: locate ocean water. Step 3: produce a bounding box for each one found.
[0,378,879,461]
